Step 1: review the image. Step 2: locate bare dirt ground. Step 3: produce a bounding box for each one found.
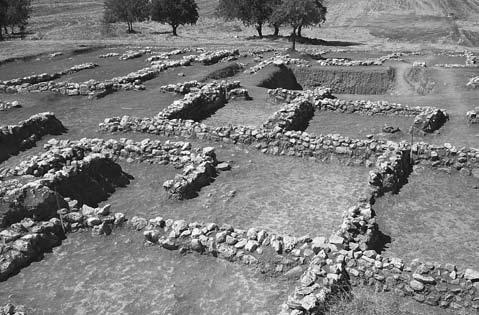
[1,0,479,314]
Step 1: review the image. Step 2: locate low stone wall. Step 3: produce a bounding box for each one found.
[292,66,395,95]
[147,47,205,62]
[99,52,120,58]
[159,80,240,95]
[134,215,320,276]
[0,112,66,163]
[99,114,479,173]
[269,88,450,134]
[158,82,228,121]
[281,145,478,314]
[263,98,314,131]
[0,101,21,111]
[119,49,151,61]
[245,55,310,75]
[268,87,334,104]
[0,153,130,227]
[0,201,127,282]
[0,63,98,93]
[6,137,220,201]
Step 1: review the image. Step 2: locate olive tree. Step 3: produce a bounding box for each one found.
[104,0,150,33]
[271,0,327,50]
[150,0,199,36]
[216,0,277,38]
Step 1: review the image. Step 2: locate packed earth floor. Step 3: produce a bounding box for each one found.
[0,45,478,315]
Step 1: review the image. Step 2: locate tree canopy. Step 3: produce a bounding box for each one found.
[150,0,199,36]
[271,0,327,50]
[104,0,150,33]
[0,0,31,40]
[216,0,279,38]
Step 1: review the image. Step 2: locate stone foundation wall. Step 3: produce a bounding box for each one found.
[263,98,314,131]
[158,82,228,121]
[0,112,66,163]
[0,63,98,93]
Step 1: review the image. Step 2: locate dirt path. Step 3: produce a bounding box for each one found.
[391,61,415,96]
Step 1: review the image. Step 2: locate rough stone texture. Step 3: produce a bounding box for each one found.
[263,98,315,131]
[0,112,66,163]
[0,100,21,111]
[411,108,449,135]
[158,81,228,121]
[99,114,479,172]
[466,108,478,124]
[0,303,25,314]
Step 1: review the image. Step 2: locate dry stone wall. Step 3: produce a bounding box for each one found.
[263,98,314,131]
[0,113,66,163]
[0,63,98,93]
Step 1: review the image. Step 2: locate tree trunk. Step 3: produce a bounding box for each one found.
[256,24,263,38]
[273,24,280,37]
[10,25,14,35]
[297,25,302,38]
[127,21,133,33]
[3,26,7,35]
[0,27,3,41]
[172,24,178,36]
[291,28,297,51]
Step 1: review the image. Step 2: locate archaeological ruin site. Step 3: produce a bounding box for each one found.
[0,0,478,314]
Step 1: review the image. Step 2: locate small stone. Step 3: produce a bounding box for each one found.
[191,239,204,252]
[217,162,231,171]
[86,216,101,227]
[413,273,436,284]
[465,269,479,281]
[410,280,425,291]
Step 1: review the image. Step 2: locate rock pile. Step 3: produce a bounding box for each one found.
[0,112,66,163]
[227,88,252,101]
[411,108,449,135]
[0,100,21,111]
[466,108,478,124]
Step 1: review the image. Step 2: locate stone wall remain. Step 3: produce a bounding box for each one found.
[158,82,228,121]
[263,98,314,131]
[0,112,66,163]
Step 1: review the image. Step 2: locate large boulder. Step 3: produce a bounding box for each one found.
[0,185,67,228]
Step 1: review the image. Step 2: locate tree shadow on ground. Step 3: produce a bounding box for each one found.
[245,34,363,47]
